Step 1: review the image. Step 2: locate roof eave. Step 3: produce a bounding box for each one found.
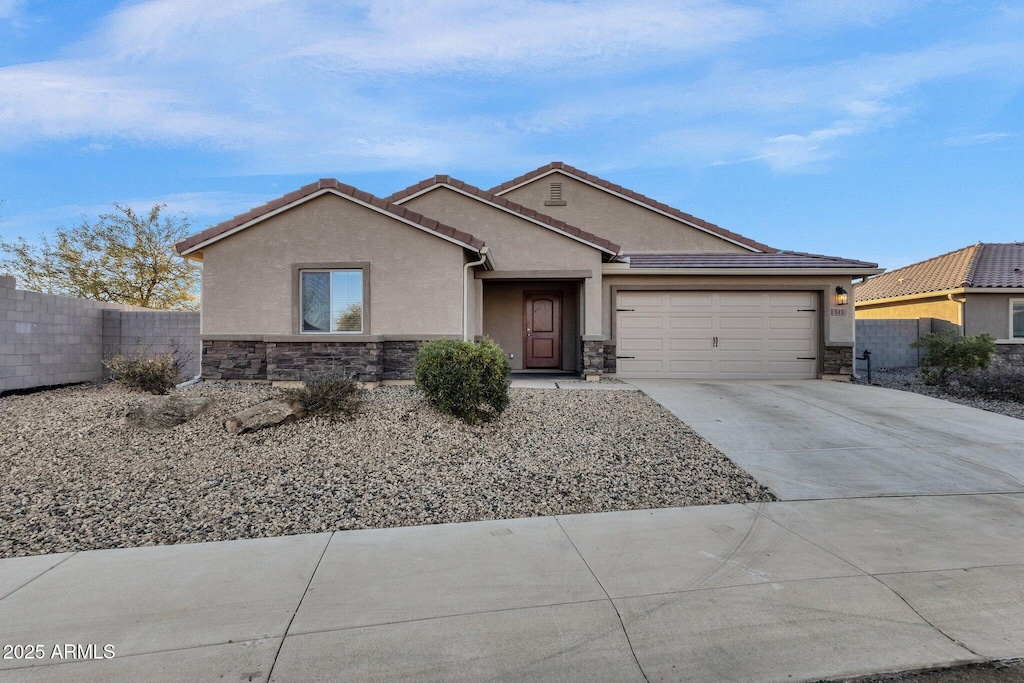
[176,187,485,257]
[855,288,966,305]
[605,265,885,276]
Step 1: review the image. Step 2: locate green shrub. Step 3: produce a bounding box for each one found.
[414,338,511,424]
[911,330,996,385]
[282,370,363,417]
[104,352,180,394]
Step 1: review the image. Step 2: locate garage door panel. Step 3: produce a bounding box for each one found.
[770,316,814,330]
[769,339,815,352]
[768,360,817,376]
[668,293,713,308]
[719,339,763,352]
[718,360,765,375]
[669,316,713,329]
[770,292,816,308]
[669,338,712,351]
[718,294,765,307]
[620,316,666,330]
[618,359,666,375]
[616,291,818,380]
[718,316,764,330]
[668,359,714,375]
[620,338,664,352]
[619,292,666,309]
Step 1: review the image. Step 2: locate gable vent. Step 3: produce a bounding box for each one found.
[544,181,566,206]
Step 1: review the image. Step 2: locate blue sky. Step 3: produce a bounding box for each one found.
[0,0,1021,271]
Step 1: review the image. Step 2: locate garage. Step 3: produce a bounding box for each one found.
[615,290,819,379]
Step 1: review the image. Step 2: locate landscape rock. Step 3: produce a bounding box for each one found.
[123,395,213,430]
[0,383,772,559]
[224,399,305,434]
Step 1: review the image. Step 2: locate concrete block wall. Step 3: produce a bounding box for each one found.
[104,310,201,379]
[1,276,200,394]
[854,318,939,370]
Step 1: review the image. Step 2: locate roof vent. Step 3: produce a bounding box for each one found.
[544,181,566,207]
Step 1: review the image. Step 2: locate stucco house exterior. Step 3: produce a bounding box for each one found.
[174,162,881,383]
[856,242,1024,366]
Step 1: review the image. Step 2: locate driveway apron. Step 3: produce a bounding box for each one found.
[630,379,1024,500]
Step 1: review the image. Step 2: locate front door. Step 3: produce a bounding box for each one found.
[524,291,562,369]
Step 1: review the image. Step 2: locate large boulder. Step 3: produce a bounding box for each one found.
[124,395,213,430]
[225,399,305,435]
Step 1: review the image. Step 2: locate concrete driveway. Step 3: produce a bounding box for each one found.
[630,380,1024,500]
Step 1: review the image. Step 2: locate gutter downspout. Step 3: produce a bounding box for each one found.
[464,248,488,342]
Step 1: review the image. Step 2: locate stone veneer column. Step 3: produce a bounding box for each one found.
[581,338,604,376]
[823,345,854,375]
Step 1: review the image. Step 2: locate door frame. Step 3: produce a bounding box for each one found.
[522,290,563,369]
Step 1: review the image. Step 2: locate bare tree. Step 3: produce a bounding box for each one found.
[0,204,199,311]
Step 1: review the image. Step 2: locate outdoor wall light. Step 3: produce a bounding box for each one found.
[835,286,849,306]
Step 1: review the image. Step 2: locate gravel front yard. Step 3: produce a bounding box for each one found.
[0,383,772,558]
[858,368,1024,420]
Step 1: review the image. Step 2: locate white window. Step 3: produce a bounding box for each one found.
[1012,299,1024,340]
[301,269,363,333]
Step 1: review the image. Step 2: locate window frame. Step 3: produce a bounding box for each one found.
[294,263,370,335]
[1010,298,1024,340]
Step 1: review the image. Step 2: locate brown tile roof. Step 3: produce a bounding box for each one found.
[384,175,621,255]
[971,243,1024,288]
[489,162,774,253]
[856,243,1024,302]
[174,178,486,255]
[626,252,879,269]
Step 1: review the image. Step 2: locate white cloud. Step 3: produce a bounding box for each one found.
[0,192,271,235]
[0,0,1021,174]
[0,0,23,21]
[944,131,1016,146]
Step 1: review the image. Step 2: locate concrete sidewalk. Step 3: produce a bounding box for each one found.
[3,494,1023,682]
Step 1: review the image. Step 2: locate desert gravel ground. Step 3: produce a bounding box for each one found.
[858,368,1024,420]
[825,659,1024,683]
[0,382,772,558]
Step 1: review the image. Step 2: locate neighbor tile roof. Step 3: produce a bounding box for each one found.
[174,178,486,255]
[627,252,879,269]
[384,175,621,255]
[856,243,1024,302]
[489,161,774,253]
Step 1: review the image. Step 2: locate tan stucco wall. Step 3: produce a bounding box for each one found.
[402,187,604,336]
[602,273,856,346]
[482,281,579,371]
[855,297,962,329]
[499,172,752,254]
[200,193,466,336]
[402,187,604,271]
[965,293,1020,339]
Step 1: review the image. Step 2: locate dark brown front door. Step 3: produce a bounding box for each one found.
[524,291,562,368]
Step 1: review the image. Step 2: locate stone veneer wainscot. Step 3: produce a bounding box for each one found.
[201,339,429,382]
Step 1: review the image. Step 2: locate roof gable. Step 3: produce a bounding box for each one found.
[174,178,486,257]
[385,175,621,257]
[490,162,773,253]
[855,243,1019,302]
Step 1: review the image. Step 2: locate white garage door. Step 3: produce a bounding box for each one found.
[616,291,818,379]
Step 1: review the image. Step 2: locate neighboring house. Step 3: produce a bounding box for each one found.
[174,162,880,383]
[856,242,1024,366]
